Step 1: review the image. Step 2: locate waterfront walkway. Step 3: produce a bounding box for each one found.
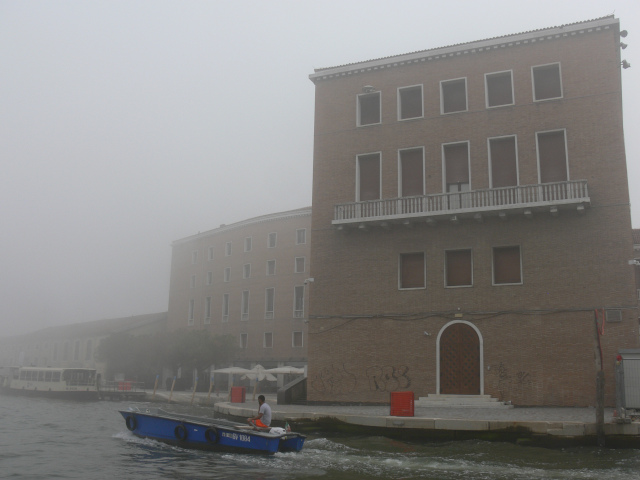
[144,390,640,446]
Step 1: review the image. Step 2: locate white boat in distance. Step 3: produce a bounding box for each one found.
[0,366,99,400]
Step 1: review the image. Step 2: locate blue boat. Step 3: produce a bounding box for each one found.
[119,407,305,455]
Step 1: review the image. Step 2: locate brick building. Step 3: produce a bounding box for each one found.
[307,16,638,406]
[167,208,311,376]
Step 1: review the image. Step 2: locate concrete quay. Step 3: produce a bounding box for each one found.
[146,391,640,448]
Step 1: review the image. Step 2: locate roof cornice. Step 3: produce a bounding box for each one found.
[172,207,312,246]
[309,16,618,83]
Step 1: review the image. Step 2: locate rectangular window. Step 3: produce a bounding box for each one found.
[443,142,470,192]
[532,63,562,101]
[445,249,473,287]
[296,229,306,245]
[294,286,304,318]
[493,246,522,285]
[206,271,213,286]
[265,288,275,319]
[190,275,196,288]
[264,332,273,349]
[243,263,251,279]
[244,237,252,252]
[399,148,424,197]
[225,242,232,256]
[188,299,195,325]
[292,331,303,348]
[240,333,248,349]
[208,246,214,261]
[441,78,467,114]
[485,70,514,108]
[205,296,212,323]
[606,310,622,323]
[399,252,425,289]
[73,340,80,361]
[537,130,568,183]
[267,259,276,276]
[224,267,231,282]
[357,91,381,126]
[295,257,305,273]
[191,251,198,264]
[222,294,229,322]
[489,136,518,188]
[398,85,423,120]
[241,290,249,321]
[357,153,381,201]
[268,232,277,248]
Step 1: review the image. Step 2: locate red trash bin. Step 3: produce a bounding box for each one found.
[390,391,414,416]
[230,386,246,403]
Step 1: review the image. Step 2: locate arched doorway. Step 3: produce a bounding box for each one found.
[438,321,482,395]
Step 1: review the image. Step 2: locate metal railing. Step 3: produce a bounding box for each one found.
[334,180,589,223]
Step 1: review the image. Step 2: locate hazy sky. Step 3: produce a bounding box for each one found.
[1,0,639,337]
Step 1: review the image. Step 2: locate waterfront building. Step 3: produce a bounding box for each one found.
[0,312,167,378]
[307,16,637,406]
[166,208,311,383]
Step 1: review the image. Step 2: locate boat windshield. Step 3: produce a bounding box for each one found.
[62,370,96,386]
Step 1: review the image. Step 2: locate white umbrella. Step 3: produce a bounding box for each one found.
[265,366,305,375]
[213,367,252,401]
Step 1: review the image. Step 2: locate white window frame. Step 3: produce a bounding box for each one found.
[191,251,198,264]
[295,257,305,273]
[356,152,382,202]
[487,135,519,188]
[267,259,276,276]
[243,263,251,279]
[531,62,563,102]
[190,275,196,289]
[265,287,275,320]
[224,267,230,283]
[263,332,273,349]
[293,285,304,318]
[441,140,471,193]
[397,84,424,121]
[398,252,426,290]
[204,296,212,324]
[208,246,214,261]
[241,290,249,321]
[296,228,307,245]
[268,232,277,248]
[240,333,248,349]
[440,77,468,114]
[206,271,213,286]
[484,70,514,108]
[535,128,569,184]
[222,293,229,322]
[356,91,381,127]
[188,299,195,326]
[225,242,232,256]
[292,331,303,348]
[397,146,425,197]
[491,245,523,286]
[444,248,474,288]
[244,237,252,252]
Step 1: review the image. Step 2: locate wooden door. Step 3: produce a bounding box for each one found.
[440,323,480,395]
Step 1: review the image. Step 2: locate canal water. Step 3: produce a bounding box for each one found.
[1,395,640,479]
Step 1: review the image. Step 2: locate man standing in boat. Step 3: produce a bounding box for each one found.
[247,394,271,429]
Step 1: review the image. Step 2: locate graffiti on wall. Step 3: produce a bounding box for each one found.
[366,365,411,392]
[490,362,532,400]
[310,364,357,395]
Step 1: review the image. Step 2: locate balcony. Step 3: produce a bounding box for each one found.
[333,180,589,228]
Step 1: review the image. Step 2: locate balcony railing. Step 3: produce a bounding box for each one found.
[333,180,589,225]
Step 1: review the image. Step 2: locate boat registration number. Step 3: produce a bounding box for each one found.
[221,432,251,442]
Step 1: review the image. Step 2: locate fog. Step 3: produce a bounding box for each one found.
[1,0,639,337]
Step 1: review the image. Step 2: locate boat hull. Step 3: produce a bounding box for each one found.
[119,409,305,455]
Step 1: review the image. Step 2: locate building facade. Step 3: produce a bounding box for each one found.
[167,208,311,372]
[307,16,638,406]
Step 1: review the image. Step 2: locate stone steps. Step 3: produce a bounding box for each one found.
[415,394,513,409]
